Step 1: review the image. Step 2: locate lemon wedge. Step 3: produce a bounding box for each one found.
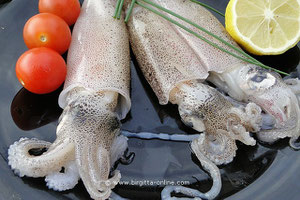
[225,0,300,55]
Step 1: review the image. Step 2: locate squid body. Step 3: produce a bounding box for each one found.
[7,0,300,199]
[126,0,300,199]
[8,0,131,199]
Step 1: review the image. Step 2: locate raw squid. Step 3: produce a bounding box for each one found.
[125,0,300,199]
[8,0,131,199]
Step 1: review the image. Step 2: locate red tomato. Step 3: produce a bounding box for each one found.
[16,47,67,94]
[23,13,71,54]
[39,0,81,26]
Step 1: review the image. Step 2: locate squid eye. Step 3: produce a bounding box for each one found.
[247,72,276,90]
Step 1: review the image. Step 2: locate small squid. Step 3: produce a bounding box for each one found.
[125,0,300,199]
[158,0,300,146]
[8,0,131,199]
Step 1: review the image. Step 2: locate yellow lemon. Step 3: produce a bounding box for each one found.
[225,0,300,55]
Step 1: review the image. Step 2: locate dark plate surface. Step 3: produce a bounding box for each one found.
[1,0,300,199]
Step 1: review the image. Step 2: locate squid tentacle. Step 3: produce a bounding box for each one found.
[169,81,259,164]
[161,134,221,200]
[75,142,110,200]
[88,144,110,188]
[77,132,125,196]
[44,134,128,192]
[110,135,129,166]
[8,0,131,198]
[289,137,300,150]
[88,144,121,190]
[229,102,262,133]
[45,160,80,191]
[258,125,300,150]
[257,125,300,144]
[282,78,300,148]
[8,137,74,177]
[197,130,237,165]
[192,136,221,199]
[284,78,300,96]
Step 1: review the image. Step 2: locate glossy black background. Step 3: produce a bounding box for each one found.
[1,0,300,199]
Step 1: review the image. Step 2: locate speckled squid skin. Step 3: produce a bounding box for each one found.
[157,0,300,143]
[56,89,123,199]
[170,80,259,164]
[127,3,261,198]
[59,0,131,118]
[154,0,243,72]
[126,0,246,105]
[126,0,261,165]
[127,1,300,198]
[127,4,208,105]
[128,0,300,144]
[8,0,131,199]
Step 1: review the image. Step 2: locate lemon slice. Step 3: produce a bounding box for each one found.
[225,0,300,55]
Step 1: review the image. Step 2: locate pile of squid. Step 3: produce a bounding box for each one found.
[7,0,300,199]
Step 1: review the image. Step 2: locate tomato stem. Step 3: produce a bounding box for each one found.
[40,35,47,42]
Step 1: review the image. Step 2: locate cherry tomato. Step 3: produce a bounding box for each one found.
[16,47,67,94]
[39,0,81,26]
[23,13,71,54]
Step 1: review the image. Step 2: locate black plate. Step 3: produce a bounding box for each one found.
[1,0,300,199]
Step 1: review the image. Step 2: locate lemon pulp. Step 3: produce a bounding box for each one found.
[225,0,300,55]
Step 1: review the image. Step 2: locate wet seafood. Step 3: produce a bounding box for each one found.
[126,0,300,199]
[8,0,131,199]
